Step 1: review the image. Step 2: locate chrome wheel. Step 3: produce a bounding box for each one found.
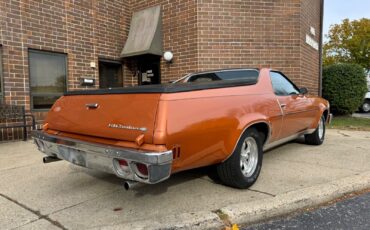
[318,117,324,140]
[240,137,258,177]
[363,102,370,113]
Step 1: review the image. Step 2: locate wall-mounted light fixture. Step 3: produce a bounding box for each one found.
[310,26,316,36]
[90,61,96,68]
[163,51,173,63]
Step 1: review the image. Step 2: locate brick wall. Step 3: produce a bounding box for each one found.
[196,0,321,93]
[300,0,322,94]
[197,0,301,74]
[0,0,129,121]
[0,0,322,103]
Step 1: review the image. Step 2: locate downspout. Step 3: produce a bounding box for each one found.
[319,0,324,96]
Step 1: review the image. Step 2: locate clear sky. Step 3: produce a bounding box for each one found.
[324,0,370,37]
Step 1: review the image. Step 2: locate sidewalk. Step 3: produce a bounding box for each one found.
[1,129,370,229]
[352,113,370,119]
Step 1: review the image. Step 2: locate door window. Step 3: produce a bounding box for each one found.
[29,50,67,110]
[99,60,123,88]
[270,72,299,96]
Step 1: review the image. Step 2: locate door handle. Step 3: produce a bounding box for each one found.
[86,103,99,109]
[280,104,287,109]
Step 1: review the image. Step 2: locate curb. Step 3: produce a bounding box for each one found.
[99,171,370,230]
[99,211,225,230]
[220,171,370,226]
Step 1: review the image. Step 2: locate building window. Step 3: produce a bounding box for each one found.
[29,50,67,110]
[0,46,3,102]
[99,59,123,88]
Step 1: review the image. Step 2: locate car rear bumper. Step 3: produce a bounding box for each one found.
[31,130,173,184]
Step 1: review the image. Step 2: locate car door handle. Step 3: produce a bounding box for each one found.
[280,104,287,109]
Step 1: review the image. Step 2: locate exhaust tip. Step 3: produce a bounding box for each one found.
[43,156,61,164]
[123,181,142,191]
[123,182,130,190]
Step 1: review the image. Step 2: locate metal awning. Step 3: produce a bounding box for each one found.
[121,6,163,58]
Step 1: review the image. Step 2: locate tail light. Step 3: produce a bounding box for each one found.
[112,159,149,180]
[134,163,148,179]
[113,158,130,177]
[118,159,129,171]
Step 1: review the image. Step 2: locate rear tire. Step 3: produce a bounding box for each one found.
[305,115,325,145]
[217,128,263,189]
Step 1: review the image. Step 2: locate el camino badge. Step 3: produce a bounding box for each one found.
[108,123,147,132]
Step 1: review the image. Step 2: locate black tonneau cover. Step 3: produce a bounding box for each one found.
[65,78,258,96]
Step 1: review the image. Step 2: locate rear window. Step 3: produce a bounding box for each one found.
[187,70,259,83]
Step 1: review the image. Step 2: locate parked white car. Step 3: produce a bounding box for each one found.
[361,74,370,113]
[362,92,370,113]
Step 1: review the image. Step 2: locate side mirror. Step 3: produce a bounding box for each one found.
[299,87,308,95]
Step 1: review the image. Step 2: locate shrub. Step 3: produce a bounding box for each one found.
[322,63,367,115]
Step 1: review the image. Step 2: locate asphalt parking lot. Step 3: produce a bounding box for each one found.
[1,129,370,229]
[244,190,370,230]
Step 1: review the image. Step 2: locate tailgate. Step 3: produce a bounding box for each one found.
[45,94,161,143]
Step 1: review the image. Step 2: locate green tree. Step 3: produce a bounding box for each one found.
[323,63,368,115]
[323,18,370,70]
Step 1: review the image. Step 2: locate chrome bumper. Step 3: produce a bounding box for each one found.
[31,130,173,184]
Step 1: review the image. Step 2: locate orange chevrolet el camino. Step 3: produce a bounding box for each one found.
[32,68,332,189]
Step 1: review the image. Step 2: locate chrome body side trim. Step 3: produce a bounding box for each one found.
[31,130,172,184]
[263,129,315,151]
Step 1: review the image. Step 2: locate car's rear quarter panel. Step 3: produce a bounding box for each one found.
[155,70,283,173]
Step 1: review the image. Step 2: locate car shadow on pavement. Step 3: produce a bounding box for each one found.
[73,164,222,196]
[134,166,223,197]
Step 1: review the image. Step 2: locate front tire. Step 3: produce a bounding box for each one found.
[216,128,263,189]
[305,115,326,145]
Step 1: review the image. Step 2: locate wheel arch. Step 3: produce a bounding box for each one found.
[223,119,271,162]
[322,109,329,122]
[248,122,270,145]
[311,101,330,129]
